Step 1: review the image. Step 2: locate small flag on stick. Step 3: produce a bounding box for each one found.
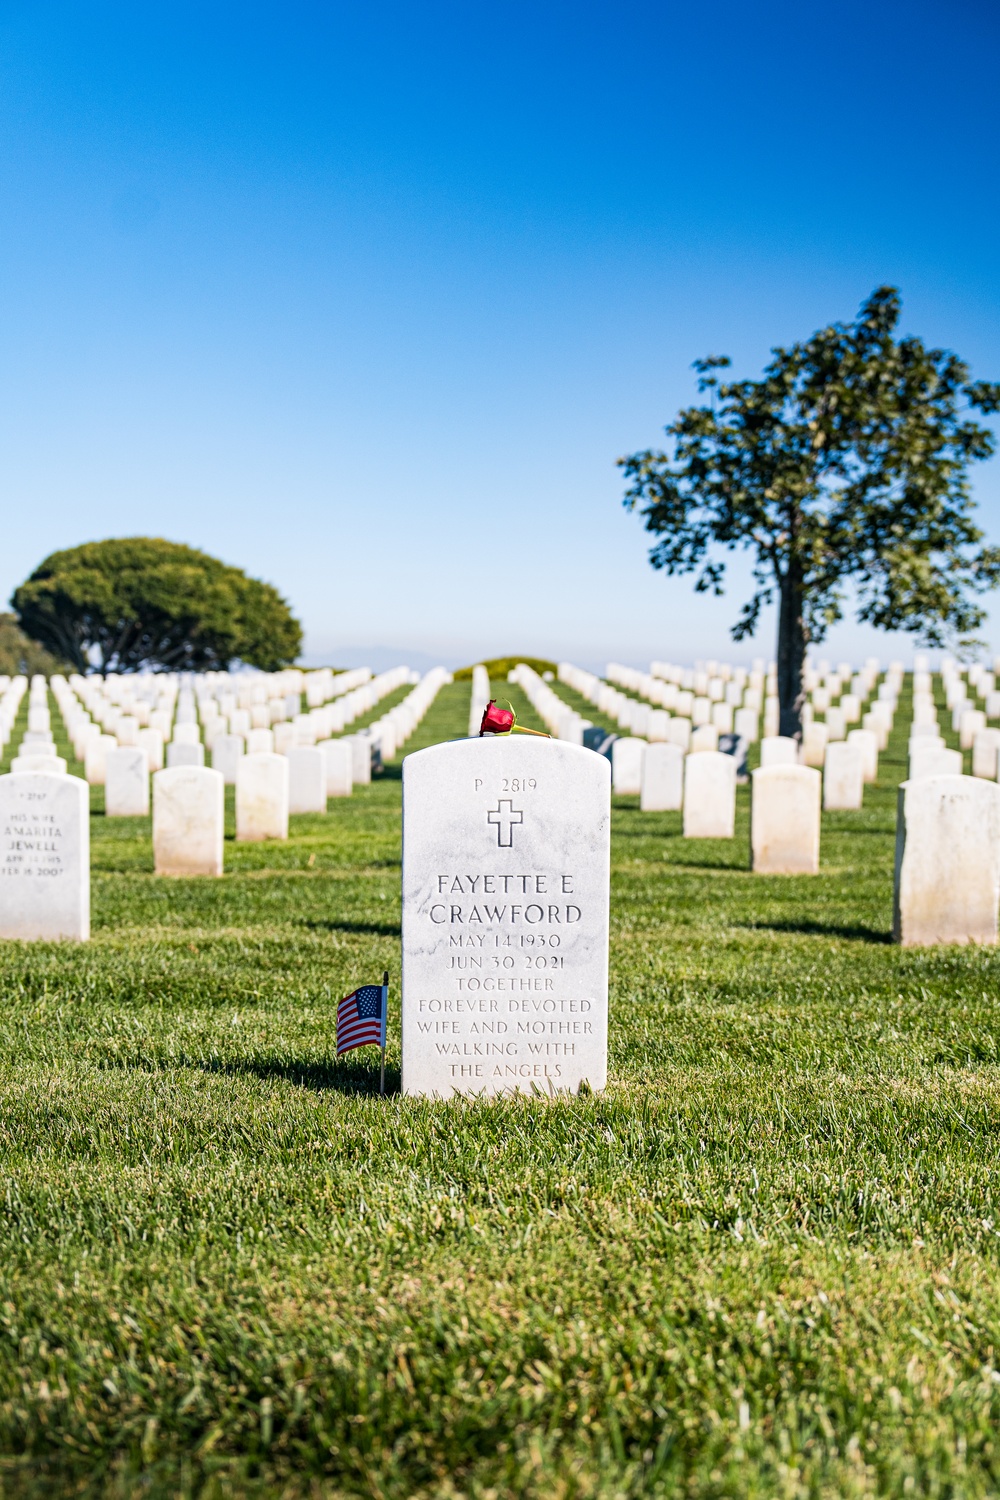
[336,971,389,1092]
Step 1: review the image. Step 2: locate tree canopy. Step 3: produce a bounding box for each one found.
[619,287,1000,736]
[12,538,302,674]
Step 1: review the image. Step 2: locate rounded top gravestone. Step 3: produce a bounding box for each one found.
[401,736,610,1098]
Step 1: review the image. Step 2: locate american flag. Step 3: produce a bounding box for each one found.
[336,983,387,1056]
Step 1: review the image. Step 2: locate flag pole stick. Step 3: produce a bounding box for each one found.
[380,968,388,1096]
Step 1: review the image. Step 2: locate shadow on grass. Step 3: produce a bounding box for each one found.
[301,918,401,936]
[198,1056,401,1095]
[744,919,892,944]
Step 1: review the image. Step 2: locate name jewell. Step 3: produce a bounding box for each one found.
[427,872,580,925]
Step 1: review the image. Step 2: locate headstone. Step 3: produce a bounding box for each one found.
[318,738,353,797]
[172,723,200,746]
[211,733,245,785]
[247,728,275,755]
[734,706,759,742]
[751,764,821,873]
[152,766,224,876]
[236,753,289,842]
[349,735,372,785]
[105,747,150,816]
[894,775,1000,945]
[690,723,719,753]
[288,746,326,813]
[167,741,205,770]
[847,727,879,783]
[683,751,736,838]
[972,727,1000,780]
[137,727,164,771]
[401,736,610,1097]
[611,737,644,794]
[0,773,89,939]
[909,745,963,781]
[760,735,798,768]
[639,742,683,811]
[11,754,67,776]
[801,721,828,767]
[666,717,692,751]
[823,741,864,810]
[85,733,118,786]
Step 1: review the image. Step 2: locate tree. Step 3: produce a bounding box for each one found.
[0,614,71,677]
[12,538,303,673]
[619,287,1000,738]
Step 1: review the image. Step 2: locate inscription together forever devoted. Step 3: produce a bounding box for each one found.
[401,737,610,1097]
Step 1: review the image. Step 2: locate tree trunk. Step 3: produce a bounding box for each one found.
[776,571,808,740]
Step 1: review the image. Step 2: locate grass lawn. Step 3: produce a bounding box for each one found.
[1,678,999,1497]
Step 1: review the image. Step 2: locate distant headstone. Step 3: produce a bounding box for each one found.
[611,737,644,794]
[847,727,879,783]
[640,742,683,811]
[318,739,353,797]
[105,747,150,817]
[972,728,1000,780]
[247,727,275,755]
[153,766,224,876]
[211,733,245,786]
[401,737,610,1098]
[751,764,820,873]
[0,772,89,940]
[12,754,66,776]
[760,735,798,768]
[824,741,864,810]
[236,753,289,842]
[909,745,962,782]
[137,727,164,771]
[287,746,326,813]
[689,723,719,753]
[349,735,372,786]
[85,733,118,786]
[894,775,1000,945]
[683,751,736,838]
[167,742,205,770]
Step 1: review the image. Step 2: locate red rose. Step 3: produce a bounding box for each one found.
[479,700,515,735]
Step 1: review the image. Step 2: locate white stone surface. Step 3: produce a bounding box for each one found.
[318,738,353,797]
[153,766,224,876]
[894,775,1000,945]
[847,728,879,783]
[236,753,289,842]
[824,741,864,810]
[666,717,692,751]
[167,741,205,769]
[760,735,798,768]
[639,742,683,811]
[611,737,644,794]
[349,735,372,785]
[12,754,67,776]
[909,745,963,781]
[683,751,736,838]
[105,747,150,816]
[172,723,200,746]
[211,733,245,785]
[401,736,610,1098]
[690,723,719,753]
[137,727,164,771]
[0,772,89,940]
[247,728,274,755]
[972,728,1000,780]
[801,722,828,767]
[85,733,118,786]
[751,764,820,874]
[287,746,326,813]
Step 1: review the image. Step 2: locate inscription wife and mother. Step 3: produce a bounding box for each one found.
[401,736,610,1097]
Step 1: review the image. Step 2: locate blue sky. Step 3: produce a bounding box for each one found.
[0,0,997,670]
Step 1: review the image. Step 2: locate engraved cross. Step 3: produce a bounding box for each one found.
[487,799,523,848]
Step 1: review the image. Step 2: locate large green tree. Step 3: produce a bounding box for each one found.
[12,538,302,673]
[619,287,1000,738]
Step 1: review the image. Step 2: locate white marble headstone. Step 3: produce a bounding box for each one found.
[105,747,150,817]
[0,773,89,940]
[894,775,1000,945]
[236,753,289,842]
[401,736,610,1098]
[639,742,683,811]
[153,766,224,877]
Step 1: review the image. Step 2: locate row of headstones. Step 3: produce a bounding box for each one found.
[60,665,410,778]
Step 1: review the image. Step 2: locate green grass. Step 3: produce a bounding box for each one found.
[1,678,1000,1496]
